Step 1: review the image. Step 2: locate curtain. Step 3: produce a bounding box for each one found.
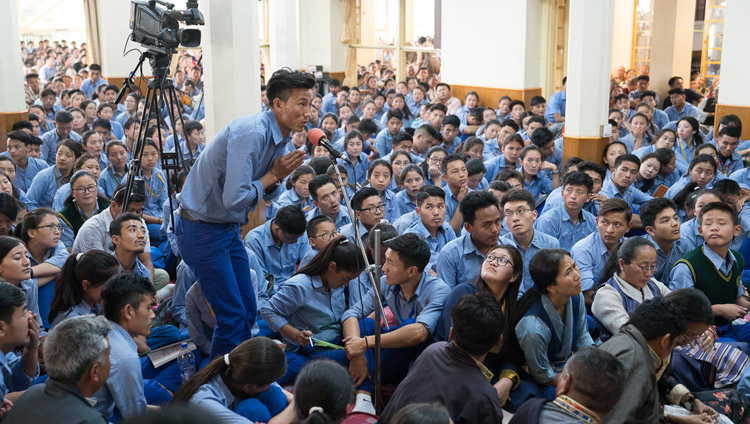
[339,0,357,87]
[82,0,102,66]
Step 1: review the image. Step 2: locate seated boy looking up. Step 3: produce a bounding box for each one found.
[6,131,48,193]
[339,187,384,246]
[535,171,596,250]
[484,133,524,181]
[600,153,653,229]
[670,202,750,340]
[441,154,469,235]
[640,198,688,286]
[404,185,456,271]
[0,282,39,404]
[299,215,337,267]
[440,115,461,154]
[307,175,351,229]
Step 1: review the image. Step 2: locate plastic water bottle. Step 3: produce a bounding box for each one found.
[177,342,195,382]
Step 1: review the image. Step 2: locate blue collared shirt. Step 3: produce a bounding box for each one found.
[60,202,103,248]
[673,138,697,175]
[715,151,744,176]
[644,233,690,287]
[665,103,700,122]
[404,218,456,271]
[80,77,109,99]
[40,130,82,166]
[14,157,49,193]
[520,172,554,202]
[337,152,369,188]
[269,188,313,220]
[374,128,402,158]
[481,136,502,161]
[730,168,750,189]
[177,110,290,224]
[189,375,254,423]
[98,166,127,199]
[500,230,560,295]
[260,273,347,350]
[544,90,566,123]
[600,178,652,211]
[437,233,486,288]
[535,205,596,251]
[49,299,101,329]
[339,220,371,245]
[25,165,66,211]
[443,185,465,226]
[394,210,420,233]
[655,170,682,189]
[571,231,617,291]
[142,169,168,218]
[540,187,598,216]
[320,92,338,115]
[244,220,309,290]
[0,350,34,399]
[392,189,417,216]
[484,155,515,181]
[92,321,146,420]
[343,272,450,335]
[669,244,743,296]
[306,206,352,229]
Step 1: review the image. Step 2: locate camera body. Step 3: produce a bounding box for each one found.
[129,0,204,54]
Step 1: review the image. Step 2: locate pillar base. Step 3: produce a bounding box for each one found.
[715,104,750,141]
[563,135,608,165]
[0,111,28,152]
[448,85,543,110]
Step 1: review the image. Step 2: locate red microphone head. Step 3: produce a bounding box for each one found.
[308,128,326,146]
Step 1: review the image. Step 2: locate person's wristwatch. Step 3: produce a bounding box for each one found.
[683,394,695,411]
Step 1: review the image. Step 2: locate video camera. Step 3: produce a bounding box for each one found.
[129,0,204,54]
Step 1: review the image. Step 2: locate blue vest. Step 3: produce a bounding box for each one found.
[595,276,662,342]
[523,294,583,364]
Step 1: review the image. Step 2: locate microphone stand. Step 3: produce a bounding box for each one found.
[330,161,386,413]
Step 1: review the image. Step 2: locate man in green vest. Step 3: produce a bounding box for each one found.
[669,201,750,340]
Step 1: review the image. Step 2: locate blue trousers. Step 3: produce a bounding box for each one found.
[234,383,288,422]
[278,342,349,386]
[38,279,55,329]
[176,216,256,358]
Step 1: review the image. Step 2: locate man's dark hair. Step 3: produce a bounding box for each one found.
[499,119,520,132]
[451,292,505,356]
[719,125,741,139]
[718,114,742,133]
[668,88,686,96]
[391,132,412,147]
[499,188,536,211]
[639,198,677,229]
[357,119,379,137]
[530,127,554,149]
[509,100,525,112]
[465,158,485,177]
[328,79,341,89]
[440,154,465,174]
[101,273,156,322]
[416,185,445,207]
[415,123,441,142]
[713,179,741,205]
[699,201,740,226]
[386,108,404,122]
[636,74,649,83]
[527,115,546,127]
[11,121,33,132]
[351,187,380,211]
[89,64,102,72]
[184,120,203,136]
[640,90,657,100]
[564,347,625,416]
[109,212,142,237]
[460,191,499,225]
[93,119,111,131]
[529,96,546,107]
[563,171,593,193]
[441,115,460,128]
[266,68,316,103]
[577,161,606,181]
[274,205,307,236]
[667,76,682,87]
[55,111,73,124]
[383,233,431,273]
[598,198,633,222]
[104,84,118,93]
[614,153,640,170]
[626,298,686,342]
[0,281,27,324]
[308,175,334,202]
[6,131,32,146]
[306,215,334,237]
[41,88,56,99]
[428,103,447,114]
[0,193,19,222]
[308,156,334,176]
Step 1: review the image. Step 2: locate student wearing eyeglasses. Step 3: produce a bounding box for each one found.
[58,170,109,249]
[299,215,338,268]
[339,187,384,246]
[591,237,670,342]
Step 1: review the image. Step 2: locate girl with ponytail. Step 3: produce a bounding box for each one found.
[172,337,289,423]
[47,249,119,328]
[292,360,354,424]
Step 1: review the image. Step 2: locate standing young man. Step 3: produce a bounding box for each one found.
[176,69,313,358]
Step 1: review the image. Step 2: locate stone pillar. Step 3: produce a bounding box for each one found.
[299,0,346,80]
[269,0,301,71]
[715,0,750,140]
[440,0,543,107]
[563,0,614,164]
[649,0,696,103]
[0,0,28,149]
[95,0,153,81]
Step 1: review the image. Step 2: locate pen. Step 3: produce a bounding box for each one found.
[306,328,314,348]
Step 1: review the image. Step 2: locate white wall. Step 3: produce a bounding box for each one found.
[719,0,750,105]
[1,0,26,112]
[97,0,152,77]
[610,0,635,74]
[441,0,543,89]
[299,0,346,72]
[269,0,300,71]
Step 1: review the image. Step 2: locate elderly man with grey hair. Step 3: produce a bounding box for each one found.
[3,315,111,424]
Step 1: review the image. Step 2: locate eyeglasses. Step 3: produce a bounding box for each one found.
[503,208,532,217]
[311,231,339,241]
[485,254,512,267]
[37,224,62,232]
[358,203,385,214]
[73,184,97,194]
[630,263,658,273]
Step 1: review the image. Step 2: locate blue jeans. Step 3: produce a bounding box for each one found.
[278,343,349,386]
[176,216,256,358]
[234,383,288,422]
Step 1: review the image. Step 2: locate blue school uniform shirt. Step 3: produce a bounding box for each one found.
[393,210,420,234]
[652,108,669,129]
[729,168,750,188]
[664,173,724,199]
[404,218,456,271]
[443,185,468,225]
[50,299,101,329]
[545,90,566,123]
[40,129,82,165]
[599,178,652,211]
[500,230,560,295]
[392,189,417,216]
[664,103,700,122]
[643,233,690,287]
[25,165,66,210]
[379,188,399,223]
[715,151,744,176]
[244,220,309,290]
[189,375,256,423]
[539,187,598,217]
[113,251,152,281]
[374,128,402,158]
[521,172,554,202]
[481,135,502,161]
[339,220,372,245]
[270,188,313,220]
[92,321,147,420]
[14,157,49,193]
[545,139,564,171]
[142,169,168,218]
[320,92,337,115]
[80,77,109,99]
[571,231,617,291]
[441,136,461,154]
[632,144,655,159]
[337,152,369,188]
[342,272,450,335]
[654,170,681,190]
[535,205,596,251]
[306,206,352,230]
[483,155,514,181]
[177,109,289,224]
[436,233,486,288]
[0,350,34,399]
[259,273,347,350]
[673,138,698,175]
[108,120,125,140]
[679,218,702,252]
[98,166,126,199]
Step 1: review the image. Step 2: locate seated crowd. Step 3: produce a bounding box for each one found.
[5,41,750,424]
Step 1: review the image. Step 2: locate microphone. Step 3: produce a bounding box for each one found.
[308,128,346,160]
